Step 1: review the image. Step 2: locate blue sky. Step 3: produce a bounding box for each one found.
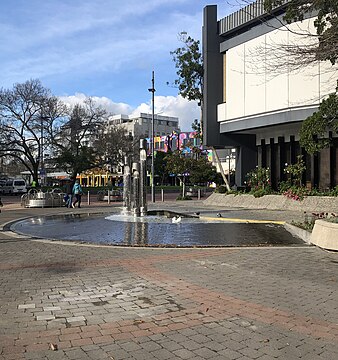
[0,0,237,130]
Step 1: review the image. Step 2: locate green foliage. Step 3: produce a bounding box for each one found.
[246,166,271,191]
[216,185,227,193]
[329,185,338,196]
[170,35,203,104]
[252,188,271,198]
[284,155,306,187]
[283,186,309,201]
[176,195,192,201]
[189,156,218,185]
[54,146,96,180]
[153,151,169,185]
[300,92,338,153]
[165,151,190,181]
[191,119,202,141]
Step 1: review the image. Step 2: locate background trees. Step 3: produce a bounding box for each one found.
[170,34,203,136]
[94,126,134,173]
[165,150,217,196]
[0,79,65,184]
[50,98,107,180]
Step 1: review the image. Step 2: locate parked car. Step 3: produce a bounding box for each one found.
[2,179,27,195]
[186,187,205,198]
[0,180,6,194]
[97,189,123,202]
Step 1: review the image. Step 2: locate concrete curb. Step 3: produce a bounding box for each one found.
[284,223,312,244]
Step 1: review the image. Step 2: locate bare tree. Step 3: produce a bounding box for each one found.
[228,0,338,73]
[94,126,135,171]
[50,98,107,179]
[0,79,65,184]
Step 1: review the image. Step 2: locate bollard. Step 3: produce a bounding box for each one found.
[161,188,164,202]
[87,191,90,205]
[198,188,201,200]
[107,190,110,205]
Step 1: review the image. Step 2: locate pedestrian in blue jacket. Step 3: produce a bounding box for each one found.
[72,179,83,208]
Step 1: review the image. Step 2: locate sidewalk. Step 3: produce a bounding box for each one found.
[0,201,337,359]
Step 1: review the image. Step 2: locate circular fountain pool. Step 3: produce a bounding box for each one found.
[10,212,305,247]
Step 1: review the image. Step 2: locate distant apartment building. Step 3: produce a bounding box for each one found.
[203,2,338,189]
[77,113,181,187]
[107,113,180,140]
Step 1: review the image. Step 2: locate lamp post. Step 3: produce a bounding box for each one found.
[226,148,236,186]
[40,116,47,186]
[148,71,156,203]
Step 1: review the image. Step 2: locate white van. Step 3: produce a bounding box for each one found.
[2,179,27,195]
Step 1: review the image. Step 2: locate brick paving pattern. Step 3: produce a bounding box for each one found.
[0,203,337,359]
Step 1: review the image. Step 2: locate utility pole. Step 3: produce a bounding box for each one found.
[148,71,156,202]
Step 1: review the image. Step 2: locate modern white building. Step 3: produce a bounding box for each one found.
[203,2,337,189]
[107,113,180,140]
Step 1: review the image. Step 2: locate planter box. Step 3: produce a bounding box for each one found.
[204,193,338,213]
[311,220,338,251]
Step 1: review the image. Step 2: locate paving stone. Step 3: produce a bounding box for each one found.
[1,204,338,360]
[18,304,36,309]
[36,314,55,321]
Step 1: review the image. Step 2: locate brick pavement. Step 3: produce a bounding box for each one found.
[0,203,337,359]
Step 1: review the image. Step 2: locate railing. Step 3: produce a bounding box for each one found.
[21,188,66,208]
[219,0,289,35]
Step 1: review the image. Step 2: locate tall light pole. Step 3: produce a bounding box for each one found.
[148,71,156,203]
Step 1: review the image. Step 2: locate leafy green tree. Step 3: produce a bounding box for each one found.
[0,79,65,184]
[171,34,203,137]
[284,155,306,187]
[165,151,192,196]
[300,91,338,153]
[154,151,169,185]
[191,118,202,140]
[189,157,218,185]
[165,150,217,195]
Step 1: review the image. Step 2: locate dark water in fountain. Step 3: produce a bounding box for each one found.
[10,212,306,247]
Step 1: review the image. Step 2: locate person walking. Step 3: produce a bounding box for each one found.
[64,179,74,208]
[71,179,83,208]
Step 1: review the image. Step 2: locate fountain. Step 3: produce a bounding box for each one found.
[10,140,306,247]
[122,139,147,217]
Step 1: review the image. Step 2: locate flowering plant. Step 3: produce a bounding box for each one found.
[283,186,308,201]
[246,166,271,190]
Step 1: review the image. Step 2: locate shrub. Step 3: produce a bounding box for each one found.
[283,186,308,201]
[216,185,227,193]
[252,188,269,198]
[284,155,306,187]
[246,166,272,193]
[176,195,192,201]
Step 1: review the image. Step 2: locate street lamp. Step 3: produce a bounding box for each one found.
[226,148,236,186]
[148,70,156,203]
[40,115,48,186]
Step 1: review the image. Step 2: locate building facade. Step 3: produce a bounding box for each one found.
[108,113,180,140]
[203,2,338,189]
[78,113,181,187]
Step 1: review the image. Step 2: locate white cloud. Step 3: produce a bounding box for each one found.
[131,95,200,131]
[59,93,199,131]
[59,93,133,115]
